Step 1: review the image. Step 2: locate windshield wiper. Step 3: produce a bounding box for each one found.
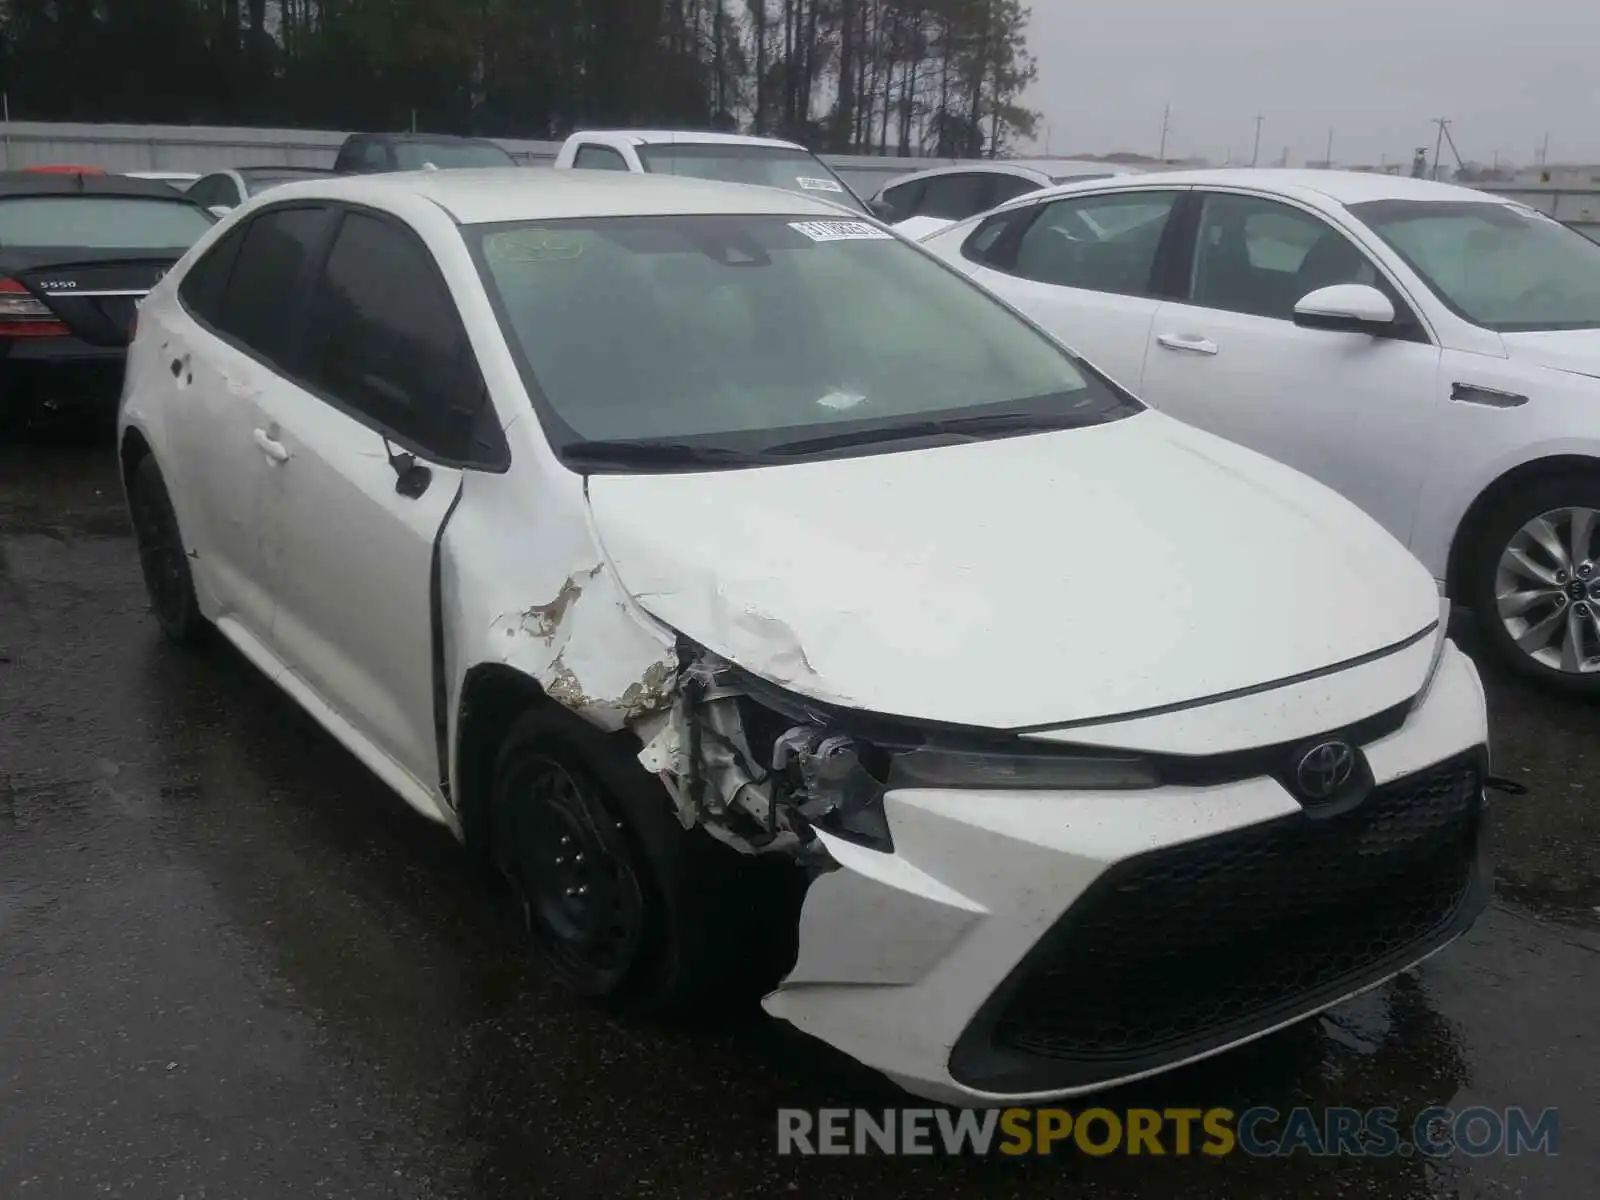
[561,438,775,468]
[763,411,1079,457]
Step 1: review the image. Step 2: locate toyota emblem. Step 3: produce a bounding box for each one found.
[1295,740,1356,801]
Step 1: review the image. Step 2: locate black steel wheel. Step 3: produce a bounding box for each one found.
[491,730,653,999]
[128,454,206,645]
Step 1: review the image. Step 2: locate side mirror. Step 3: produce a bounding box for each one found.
[209,205,233,218]
[1293,284,1397,334]
[867,198,896,222]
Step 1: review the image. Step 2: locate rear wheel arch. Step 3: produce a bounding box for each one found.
[119,426,154,492]
[1445,454,1600,603]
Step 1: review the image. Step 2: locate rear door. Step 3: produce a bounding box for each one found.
[952,187,1190,390]
[260,205,505,795]
[158,204,338,649]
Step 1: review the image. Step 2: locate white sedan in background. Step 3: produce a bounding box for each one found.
[872,159,1135,231]
[921,170,1600,693]
[119,169,1487,1105]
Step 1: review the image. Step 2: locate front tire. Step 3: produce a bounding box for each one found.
[128,455,206,646]
[487,707,805,1013]
[1469,473,1600,694]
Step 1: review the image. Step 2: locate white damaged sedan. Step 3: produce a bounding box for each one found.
[119,169,1490,1105]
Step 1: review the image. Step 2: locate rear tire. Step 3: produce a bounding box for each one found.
[487,707,804,1013]
[128,455,207,646]
[1469,472,1600,695]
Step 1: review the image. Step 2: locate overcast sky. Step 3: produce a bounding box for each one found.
[1021,0,1600,168]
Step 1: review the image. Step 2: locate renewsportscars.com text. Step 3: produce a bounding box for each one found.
[776,1106,1559,1158]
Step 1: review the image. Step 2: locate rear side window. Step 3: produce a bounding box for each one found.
[0,197,213,249]
[574,145,629,171]
[878,180,926,222]
[1010,191,1182,296]
[178,224,248,325]
[214,206,334,366]
[918,174,996,221]
[300,211,488,462]
[989,175,1045,206]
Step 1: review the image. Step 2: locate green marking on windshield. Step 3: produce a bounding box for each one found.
[485,228,589,263]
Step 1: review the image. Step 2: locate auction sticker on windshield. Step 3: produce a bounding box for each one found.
[789,220,892,243]
[796,176,845,193]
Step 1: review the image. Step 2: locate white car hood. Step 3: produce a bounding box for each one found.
[1500,328,1600,378]
[585,412,1440,730]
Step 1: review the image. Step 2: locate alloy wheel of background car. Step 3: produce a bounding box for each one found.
[1474,476,1600,692]
[490,738,649,999]
[129,456,205,645]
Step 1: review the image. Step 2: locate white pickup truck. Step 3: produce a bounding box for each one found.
[552,130,889,218]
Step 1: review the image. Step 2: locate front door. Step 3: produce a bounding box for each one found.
[261,207,490,796]
[1138,190,1444,547]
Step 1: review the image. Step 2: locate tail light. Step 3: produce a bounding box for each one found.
[0,277,70,338]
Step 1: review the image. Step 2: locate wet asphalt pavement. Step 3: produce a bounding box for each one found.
[1,425,1596,1199]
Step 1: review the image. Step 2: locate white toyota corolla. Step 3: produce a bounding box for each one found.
[919,169,1600,695]
[119,169,1490,1105]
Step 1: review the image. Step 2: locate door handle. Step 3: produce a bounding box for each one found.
[251,428,290,463]
[1156,333,1219,356]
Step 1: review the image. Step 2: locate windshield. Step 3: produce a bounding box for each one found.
[1049,172,1115,185]
[635,143,868,213]
[1350,199,1600,331]
[394,141,516,170]
[473,213,1137,469]
[0,197,213,249]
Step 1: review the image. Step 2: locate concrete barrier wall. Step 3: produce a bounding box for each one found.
[0,119,1594,234]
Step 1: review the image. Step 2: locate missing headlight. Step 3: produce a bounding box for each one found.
[633,642,1160,860]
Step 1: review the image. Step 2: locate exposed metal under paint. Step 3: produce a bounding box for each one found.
[489,562,678,732]
[634,646,878,860]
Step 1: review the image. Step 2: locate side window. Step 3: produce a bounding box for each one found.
[355,140,389,171]
[188,175,227,208]
[988,175,1045,206]
[300,211,488,462]
[573,144,629,171]
[1190,192,1380,320]
[960,207,1033,267]
[919,173,997,221]
[879,180,926,222]
[1010,190,1182,296]
[177,223,248,326]
[213,206,334,365]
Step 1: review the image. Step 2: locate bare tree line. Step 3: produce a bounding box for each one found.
[0,0,1037,155]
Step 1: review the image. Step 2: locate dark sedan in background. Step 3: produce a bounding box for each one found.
[0,171,213,432]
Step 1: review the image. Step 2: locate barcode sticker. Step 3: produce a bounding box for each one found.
[788,220,893,243]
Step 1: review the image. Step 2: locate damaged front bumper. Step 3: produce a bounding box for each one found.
[750,643,1491,1105]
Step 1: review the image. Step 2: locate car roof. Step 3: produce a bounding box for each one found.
[0,171,206,201]
[874,158,1131,195]
[1021,167,1505,209]
[257,167,866,225]
[879,162,1052,189]
[351,132,505,146]
[568,129,810,152]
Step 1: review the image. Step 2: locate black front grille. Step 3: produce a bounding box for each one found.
[949,752,1488,1094]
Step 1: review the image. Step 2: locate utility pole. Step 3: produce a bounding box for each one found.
[1324,127,1334,168]
[1250,115,1264,167]
[1539,132,1550,165]
[1431,117,1448,180]
[1157,104,1170,162]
